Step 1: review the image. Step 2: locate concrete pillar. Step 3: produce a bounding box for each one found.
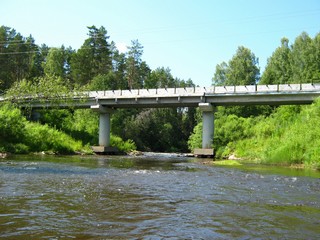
[91,105,112,147]
[99,111,111,146]
[194,103,215,157]
[199,103,214,148]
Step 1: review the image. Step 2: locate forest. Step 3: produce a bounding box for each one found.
[0,25,320,168]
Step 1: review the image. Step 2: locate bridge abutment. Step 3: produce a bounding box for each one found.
[194,103,215,157]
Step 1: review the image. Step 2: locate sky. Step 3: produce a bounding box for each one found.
[1,0,320,87]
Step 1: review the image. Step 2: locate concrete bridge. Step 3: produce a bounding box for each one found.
[2,83,320,155]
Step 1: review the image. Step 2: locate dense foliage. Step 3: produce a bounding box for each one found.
[231,100,320,169]
[0,103,83,154]
[261,33,320,84]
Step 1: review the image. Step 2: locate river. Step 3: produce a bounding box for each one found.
[0,154,319,239]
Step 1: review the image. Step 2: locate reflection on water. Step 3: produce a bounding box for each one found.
[0,154,319,239]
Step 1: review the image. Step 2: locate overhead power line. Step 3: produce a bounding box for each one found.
[0,50,39,55]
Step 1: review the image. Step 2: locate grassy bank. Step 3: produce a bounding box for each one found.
[188,99,320,170]
[233,99,320,170]
[0,104,136,154]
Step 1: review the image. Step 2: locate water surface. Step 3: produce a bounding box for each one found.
[1,154,319,239]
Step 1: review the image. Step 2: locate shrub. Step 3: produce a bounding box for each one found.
[24,122,83,154]
[0,104,26,144]
[187,122,202,151]
[110,135,136,153]
[234,100,320,168]
[0,104,84,154]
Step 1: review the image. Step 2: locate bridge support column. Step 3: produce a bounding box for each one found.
[91,105,118,154]
[194,103,215,157]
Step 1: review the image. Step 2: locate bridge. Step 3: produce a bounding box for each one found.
[2,83,320,156]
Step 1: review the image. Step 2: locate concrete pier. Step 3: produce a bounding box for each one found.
[98,109,111,146]
[194,103,215,157]
[91,105,118,154]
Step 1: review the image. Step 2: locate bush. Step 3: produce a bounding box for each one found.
[24,122,83,154]
[234,100,320,168]
[0,104,84,154]
[110,135,136,153]
[187,122,202,151]
[0,104,26,144]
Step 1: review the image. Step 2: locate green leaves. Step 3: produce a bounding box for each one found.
[70,25,112,85]
[233,100,320,169]
[212,46,259,86]
[261,32,320,84]
[5,75,80,108]
[0,104,26,145]
[0,26,44,90]
[0,104,84,154]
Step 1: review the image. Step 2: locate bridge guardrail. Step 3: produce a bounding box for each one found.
[86,83,320,99]
[2,83,320,106]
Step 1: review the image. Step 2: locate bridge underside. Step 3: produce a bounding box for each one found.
[91,102,216,156]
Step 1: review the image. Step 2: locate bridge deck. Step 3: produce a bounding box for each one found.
[90,83,320,108]
[1,83,320,108]
[89,83,318,98]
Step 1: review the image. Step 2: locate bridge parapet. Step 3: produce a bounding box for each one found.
[2,83,320,109]
[89,87,207,99]
[85,83,320,100]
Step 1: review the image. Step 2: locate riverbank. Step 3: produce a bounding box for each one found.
[2,149,319,173]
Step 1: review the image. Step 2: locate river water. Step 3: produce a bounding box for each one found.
[0,154,319,239]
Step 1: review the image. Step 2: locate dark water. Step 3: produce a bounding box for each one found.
[0,154,319,240]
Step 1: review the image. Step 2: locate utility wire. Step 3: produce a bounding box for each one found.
[0,51,39,55]
[0,44,110,55]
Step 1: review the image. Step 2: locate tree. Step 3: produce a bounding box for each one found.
[211,46,262,117]
[212,46,259,86]
[126,39,150,89]
[226,46,260,85]
[291,32,318,83]
[0,26,40,90]
[28,44,48,80]
[212,62,228,86]
[123,108,188,152]
[145,67,175,89]
[70,25,112,85]
[88,72,118,90]
[110,41,127,89]
[43,46,73,79]
[260,38,291,84]
[313,33,320,81]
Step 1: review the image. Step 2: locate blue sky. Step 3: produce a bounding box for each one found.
[1,0,319,86]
